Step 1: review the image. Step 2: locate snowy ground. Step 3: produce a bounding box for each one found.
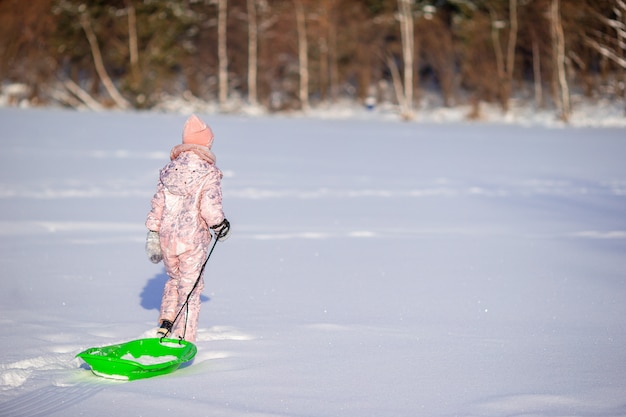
[0,107,625,417]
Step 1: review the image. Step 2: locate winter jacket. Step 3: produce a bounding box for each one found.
[146,143,225,255]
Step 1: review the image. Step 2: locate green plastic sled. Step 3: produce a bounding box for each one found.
[76,337,197,381]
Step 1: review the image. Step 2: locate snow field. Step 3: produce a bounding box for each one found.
[0,108,625,417]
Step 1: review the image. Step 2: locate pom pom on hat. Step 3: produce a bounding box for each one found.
[182,114,214,147]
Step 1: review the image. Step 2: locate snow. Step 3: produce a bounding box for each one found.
[0,106,625,417]
[119,354,178,366]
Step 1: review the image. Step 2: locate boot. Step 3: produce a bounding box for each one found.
[156,320,173,338]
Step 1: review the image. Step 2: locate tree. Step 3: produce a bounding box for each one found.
[415,3,457,107]
[247,0,259,106]
[294,0,310,111]
[2,0,625,116]
[218,0,229,109]
[528,19,546,108]
[550,0,571,121]
[327,0,340,103]
[397,0,415,119]
[126,0,139,89]
[79,8,130,109]
[50,0,198,108]
[0,0,56,103]
[583,0,626,98]
[317,0,333,103]
[486,0,518,112]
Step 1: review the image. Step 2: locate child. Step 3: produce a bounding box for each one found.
[145,114,230,342]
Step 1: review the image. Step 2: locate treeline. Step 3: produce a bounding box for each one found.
[0,0,624,120]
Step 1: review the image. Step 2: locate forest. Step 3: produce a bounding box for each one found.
[0,0,624,121]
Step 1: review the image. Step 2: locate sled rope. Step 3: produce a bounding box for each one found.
[164,236,219,342]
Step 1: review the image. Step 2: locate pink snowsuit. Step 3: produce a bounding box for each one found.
[146,126,225,342]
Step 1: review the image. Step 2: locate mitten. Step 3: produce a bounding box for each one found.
[211,218,231,241]
[145,230,163,263]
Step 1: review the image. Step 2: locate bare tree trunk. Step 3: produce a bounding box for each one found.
[583,0,626,99]
[505,0,518,110]
[318,0,330,103]
[488,0,517,113]
[398,0,414,120]
[127,2,138,76]
[617,1,626,99]
[126,1,141,103]
[531,27,544,108]
[617,0,626,98]
[319,35,329,102]
[79,12,130,109]
[64,78,104,111]
[328,4,339,103]
[489,7,506,92]
[294,0,309,112]
[614,0,626,112]
[247,0,258,106]
[218,0,228,109]
[386,53,407,113]
[550,0,570,122]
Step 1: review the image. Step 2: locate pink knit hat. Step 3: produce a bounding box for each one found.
[182,114,214,147]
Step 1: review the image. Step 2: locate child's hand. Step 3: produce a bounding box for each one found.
[145,230,163,263]
[211,218,231,241]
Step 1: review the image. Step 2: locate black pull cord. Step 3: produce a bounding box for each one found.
[168,236,219,341]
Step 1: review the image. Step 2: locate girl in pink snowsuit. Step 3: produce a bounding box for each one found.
[145,115,230,342]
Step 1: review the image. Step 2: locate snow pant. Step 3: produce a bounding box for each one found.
[159,242,208,342]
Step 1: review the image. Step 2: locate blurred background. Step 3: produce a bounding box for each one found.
[0,0,624,121]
